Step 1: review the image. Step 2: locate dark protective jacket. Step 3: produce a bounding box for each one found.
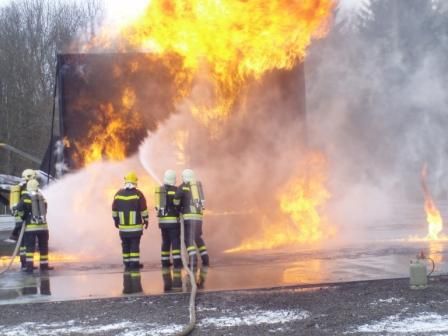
[112,187,148,236]
[173,182,203,221]
[16,192,49,232]
[157,184,180,229]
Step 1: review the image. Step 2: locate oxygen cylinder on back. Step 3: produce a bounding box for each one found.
[197,181,205,208]
[190,179,205,211]
[155,186,167,216]
[9,185,21,211]
[31,192,47,223]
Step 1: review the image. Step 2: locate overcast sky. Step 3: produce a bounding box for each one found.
[0,0,151,26]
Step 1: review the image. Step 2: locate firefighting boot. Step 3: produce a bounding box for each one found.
[188,255,198,271]
[25,261,34,274]
[40,264,54,272]
[201,254,210,267]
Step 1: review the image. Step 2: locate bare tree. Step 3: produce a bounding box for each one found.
[0,0,104,175]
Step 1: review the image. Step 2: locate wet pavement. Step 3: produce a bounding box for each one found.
[0,239,446,306]
[0,202,447,305]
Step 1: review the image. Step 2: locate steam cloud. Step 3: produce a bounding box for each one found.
[44,1,448,262]
[308,0,448,240]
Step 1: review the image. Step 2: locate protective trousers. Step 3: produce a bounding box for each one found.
[160,227,182,268]
[120,234,141,270]
[24,230,49,272]
[184,219,209,267]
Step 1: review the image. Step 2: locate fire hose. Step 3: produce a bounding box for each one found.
[175,218,197,336]
[0,223,26,276]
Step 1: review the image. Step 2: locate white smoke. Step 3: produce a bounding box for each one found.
[307,0,448,237]
[43,1,448,262]
[44,156,161,263]
[336,0,374,32]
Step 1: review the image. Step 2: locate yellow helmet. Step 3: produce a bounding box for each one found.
[27,179,40,192]
[124,171,138,184]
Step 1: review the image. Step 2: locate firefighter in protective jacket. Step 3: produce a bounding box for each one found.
[174,169,209,267]
[155,170,181,268]
[112,172,149,270]
[16,179,51,272]
[9,169,38,268]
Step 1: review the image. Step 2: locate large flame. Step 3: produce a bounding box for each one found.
[421,164,444,240]
[121,0,334,129]
[68,88,141,166]
[72,0,334,165]
[226,152,333,253]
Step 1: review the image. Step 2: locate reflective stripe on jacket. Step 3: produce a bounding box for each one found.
[112,188,148,234]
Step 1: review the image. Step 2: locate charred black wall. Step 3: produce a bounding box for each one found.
[44,53,306,175]
[55,53,185,170]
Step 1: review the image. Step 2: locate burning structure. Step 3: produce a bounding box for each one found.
[43,0,336,261]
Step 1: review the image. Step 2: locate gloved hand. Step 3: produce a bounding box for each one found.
[144,220,149,230]
[113,218,119,228]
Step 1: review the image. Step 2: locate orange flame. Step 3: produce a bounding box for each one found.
[226,152,333,253]
[421,164,443,240]
[71,87,142,166]
[73,1,334,164]
[120,0,334,128]
[0,252,82,266]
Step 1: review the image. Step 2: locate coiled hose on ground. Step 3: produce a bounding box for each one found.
[175,218,198,336]
[0,223,25,276]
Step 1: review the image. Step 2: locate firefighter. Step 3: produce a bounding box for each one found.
[8,169,37,246]
[155,169,182,269]
[174,169,209,268]
[16,179,51,273]
[112,172,149,271]
[8,169,38,268]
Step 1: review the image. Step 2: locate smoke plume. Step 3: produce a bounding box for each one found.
[43,1,448,262]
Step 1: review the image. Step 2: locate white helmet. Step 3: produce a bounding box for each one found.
[163,169,176,186]
[182,169,195,183]
[22,169,36,181]
[27,179,39,192]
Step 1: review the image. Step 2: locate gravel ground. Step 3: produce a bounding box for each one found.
[1,276,448,335]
